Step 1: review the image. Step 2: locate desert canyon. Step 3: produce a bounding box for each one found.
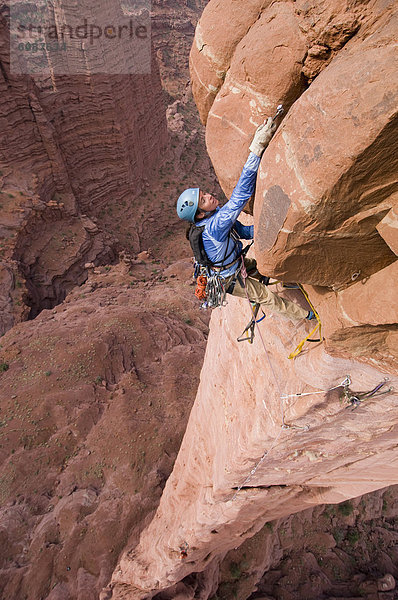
[0,1,397,600]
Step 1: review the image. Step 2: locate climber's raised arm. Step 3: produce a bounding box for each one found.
[175,117,275,228]
[204,117,276,242]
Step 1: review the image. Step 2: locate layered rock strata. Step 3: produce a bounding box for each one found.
[0,1,167,331]
[151,0,209,98]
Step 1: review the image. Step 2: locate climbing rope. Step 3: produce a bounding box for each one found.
[231,377,349,500]
[231,368,394,500]
[231,445,275,501]
[238,257,286,419]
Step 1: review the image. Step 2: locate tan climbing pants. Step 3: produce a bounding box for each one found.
[225,258,309,321]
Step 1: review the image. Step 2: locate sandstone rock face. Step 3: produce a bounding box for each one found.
[0,184,117,334]
[107,1,398,597]
[190,0,268,124]
[0,14,167,213]
[205,1,307,198]
[108,296,398,598]
[190,0,397,406]
[151,0,209,99]
[190,0,397,287]
[254,37,397,288]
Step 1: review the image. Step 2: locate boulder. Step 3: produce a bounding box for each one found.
[254,37,397,287]
[378,574,396,592]
[190,0,268,124]
[205,2,307,198]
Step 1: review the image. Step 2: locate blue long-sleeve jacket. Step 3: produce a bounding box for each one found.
[196,152,261,277]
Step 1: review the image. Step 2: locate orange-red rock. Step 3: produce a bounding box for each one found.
[337,262,398,327]
[107,295,398,598]
[190,0,397,287]
[205,2,307,198]
[190,0,267,124]
[377,204,398,256]
[253,32,397,287]
[0,0,168,333]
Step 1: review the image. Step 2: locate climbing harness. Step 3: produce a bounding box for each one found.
[192,232,254,309]
[189,224,242,272]
[342,377,393,409]
[288,284,322,359]
[189,224,244,309]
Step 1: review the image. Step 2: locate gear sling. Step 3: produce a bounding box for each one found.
[188,224,249,308]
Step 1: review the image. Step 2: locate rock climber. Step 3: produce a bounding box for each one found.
[176,117,315,321]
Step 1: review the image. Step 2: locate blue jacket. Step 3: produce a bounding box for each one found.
[196,152,260,277]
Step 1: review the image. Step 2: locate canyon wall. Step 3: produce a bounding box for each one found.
[0,3,219,599]
[151,0,209,99]
[107,0,398,598]
[0,0,167,332]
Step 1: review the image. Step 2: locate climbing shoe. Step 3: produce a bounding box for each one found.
[306,310,316,320]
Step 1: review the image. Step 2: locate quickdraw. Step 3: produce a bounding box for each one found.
[205,272,228,308]
[194,264,228,309]
[342,377,393,409]
[237,302,266,344]
[281,376,351,400]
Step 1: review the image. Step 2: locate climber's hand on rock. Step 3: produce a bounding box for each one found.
[249,117,276,157]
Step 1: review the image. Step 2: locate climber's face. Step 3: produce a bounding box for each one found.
[197,191,219,217]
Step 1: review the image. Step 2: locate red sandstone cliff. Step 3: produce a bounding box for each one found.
[107,1,398,598]
[151,0,209,99]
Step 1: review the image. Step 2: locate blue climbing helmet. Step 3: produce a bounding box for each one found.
[176,188,200,223]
